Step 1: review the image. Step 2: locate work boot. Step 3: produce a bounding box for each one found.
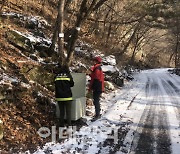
[91,114,101,121]
[95,114,101,119]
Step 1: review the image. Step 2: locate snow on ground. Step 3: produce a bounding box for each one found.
[117,68,180,154]
[29,72,140,153]
[30,68,180,154]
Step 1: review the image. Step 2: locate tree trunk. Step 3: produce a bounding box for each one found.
[49,18,58,53]
[121,24,139,55]
[168,52,175,66]
[57,0,65,66]
[66,0,88,66]
[174,34,179,68]
[130,41,138,65]
[105,16,113,46]
[66,0,107,66]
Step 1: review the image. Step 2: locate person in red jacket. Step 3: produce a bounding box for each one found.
[89,56,104,119]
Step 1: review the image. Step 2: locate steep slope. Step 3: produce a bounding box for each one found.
[0,22,58,152]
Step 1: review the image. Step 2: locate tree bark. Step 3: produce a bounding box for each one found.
[174,34,179,68]
[57,0,65,66]
[49,18,58,53]
[66,0,107,66]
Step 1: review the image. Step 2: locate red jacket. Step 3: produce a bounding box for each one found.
[89,64,104,92]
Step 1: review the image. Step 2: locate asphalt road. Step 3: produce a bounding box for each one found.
[117,69,180,154]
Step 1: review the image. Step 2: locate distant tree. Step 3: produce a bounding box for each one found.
[49,0,179,68]
[171,18,180,68]
[122,0,180,67]
[129,25,150,65]
[167,2,180,68]
[146,0,180,67]
[85,0,149,55]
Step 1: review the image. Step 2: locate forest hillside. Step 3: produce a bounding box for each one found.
[0,0,179,153]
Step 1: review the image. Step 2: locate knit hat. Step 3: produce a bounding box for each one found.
[94,56,102,63]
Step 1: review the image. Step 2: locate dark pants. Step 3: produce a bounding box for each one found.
[93,91,102,116]
[58,101,72,126]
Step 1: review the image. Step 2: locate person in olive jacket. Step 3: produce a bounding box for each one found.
[55,65,74,127]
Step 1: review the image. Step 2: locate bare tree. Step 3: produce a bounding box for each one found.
[57,0,65,66]
[48,0,179,68]
[66,0,108,65]
[173,26,180,68]
[49,0,66,66]
[49,0,108,66]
